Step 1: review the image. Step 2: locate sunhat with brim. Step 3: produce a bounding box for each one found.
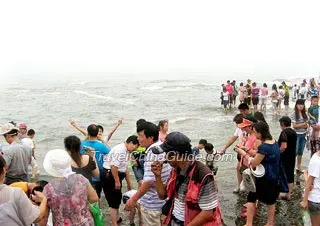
[43,149,75,178]
[237,119,254,128]
[250,164,265,178]
[0,123,19,136]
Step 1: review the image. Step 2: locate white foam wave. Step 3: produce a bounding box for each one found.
[68,81,88,85]
[141,86,163,91]
[74,90,135,105]
[39,92,62,96]
[170,117,193,123]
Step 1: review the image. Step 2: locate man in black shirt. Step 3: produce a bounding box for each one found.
[278,116,297,199]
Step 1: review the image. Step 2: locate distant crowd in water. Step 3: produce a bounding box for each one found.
[220,78,320,116]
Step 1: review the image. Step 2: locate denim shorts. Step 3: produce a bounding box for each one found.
[309,201,320,214]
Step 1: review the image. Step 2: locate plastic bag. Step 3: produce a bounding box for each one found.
[89,203,104,226]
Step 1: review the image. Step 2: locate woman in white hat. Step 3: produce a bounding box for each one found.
[41,149,98,226]
[0,155,48,225]
[236,122,280,226]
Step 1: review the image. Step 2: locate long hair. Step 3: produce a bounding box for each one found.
[64,135,82,167]
[294,99,308,121]
[254,122,272,141]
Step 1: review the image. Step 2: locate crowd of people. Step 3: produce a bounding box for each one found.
[1,78,320,226]
[220,101,320,226]
[220,78,320,116]
[0,118,222,226]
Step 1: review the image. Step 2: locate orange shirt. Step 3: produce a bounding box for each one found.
[9,181,28,193]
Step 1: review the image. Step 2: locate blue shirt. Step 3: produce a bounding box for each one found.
[81,140,110,181]
[258,142,280,182]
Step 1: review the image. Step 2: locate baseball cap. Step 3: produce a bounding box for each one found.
[19,123,27,129]
[160,132,192,155]
[237,119,254,128]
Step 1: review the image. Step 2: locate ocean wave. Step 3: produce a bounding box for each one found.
[141,86,163,91]
[39,92,62,96]
[68,81,88,85]
[74,90,135,105]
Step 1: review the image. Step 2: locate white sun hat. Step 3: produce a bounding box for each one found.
[43,149,75,178]
[0,123,19,135]
[250,164,265,178]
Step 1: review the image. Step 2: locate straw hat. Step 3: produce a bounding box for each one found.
[43,149,74,178]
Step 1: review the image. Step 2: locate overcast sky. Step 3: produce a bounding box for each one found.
[0,0,320,77]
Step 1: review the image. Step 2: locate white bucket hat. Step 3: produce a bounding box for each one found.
[250,164,265,178]
[0,123,19,136]
[43,149,75,178]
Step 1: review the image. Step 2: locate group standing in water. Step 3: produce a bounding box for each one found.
[220,97,320,225]
[221,78,320,117]
[0,118,222,226]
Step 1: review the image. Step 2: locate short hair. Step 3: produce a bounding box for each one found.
[252,82,256,86]
[279,116,291,127]
[137,121,159,142]
[279,85,283,89]
[27,129,35,136]
[311,95,319,100]
[97,125,104,133]
[199,139,207,145]
[35,180,48,189]
[204,143,214,151]
[87,124,99,137]
[136,119,146,127]
[244,115,258,123]
[263,83,267,88]
[126,135,139,145]
[233,114,244,124]
[158,120,168,129]
[238,103,249,110]
[240,82,244,86]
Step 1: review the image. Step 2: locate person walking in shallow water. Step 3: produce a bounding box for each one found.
[291,99,309,172]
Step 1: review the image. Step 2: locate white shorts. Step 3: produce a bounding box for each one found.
[141,206,164,226]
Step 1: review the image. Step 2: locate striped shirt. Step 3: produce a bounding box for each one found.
[140,141,172,210]
[172,173,218,222]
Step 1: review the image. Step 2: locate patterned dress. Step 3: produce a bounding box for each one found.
[43,174,94,226]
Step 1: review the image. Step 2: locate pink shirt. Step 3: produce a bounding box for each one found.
[261,87,268,97]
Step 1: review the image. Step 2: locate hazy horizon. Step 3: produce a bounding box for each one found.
[1,1,320,78]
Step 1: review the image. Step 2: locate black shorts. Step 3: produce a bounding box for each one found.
[282,161,295,184]
[252,97,259,105]
[284,96,289,106]
[101,169,126,209]
[247,177,279,205]
[244,97,251,105]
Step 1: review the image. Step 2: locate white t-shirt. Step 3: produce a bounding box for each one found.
[300,87,307,96]
[308,152,320,203]
[234,128,246,141]
[21,138,34,149]
[223,91,229,101]
[103,143,129,173]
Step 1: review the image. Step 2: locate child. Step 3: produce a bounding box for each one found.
[123,189,143,226]
[300,150,320,226]
[192,139,207,157]
[222,87,230,112]
[204,143,218,175]
[308,96,319,138]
